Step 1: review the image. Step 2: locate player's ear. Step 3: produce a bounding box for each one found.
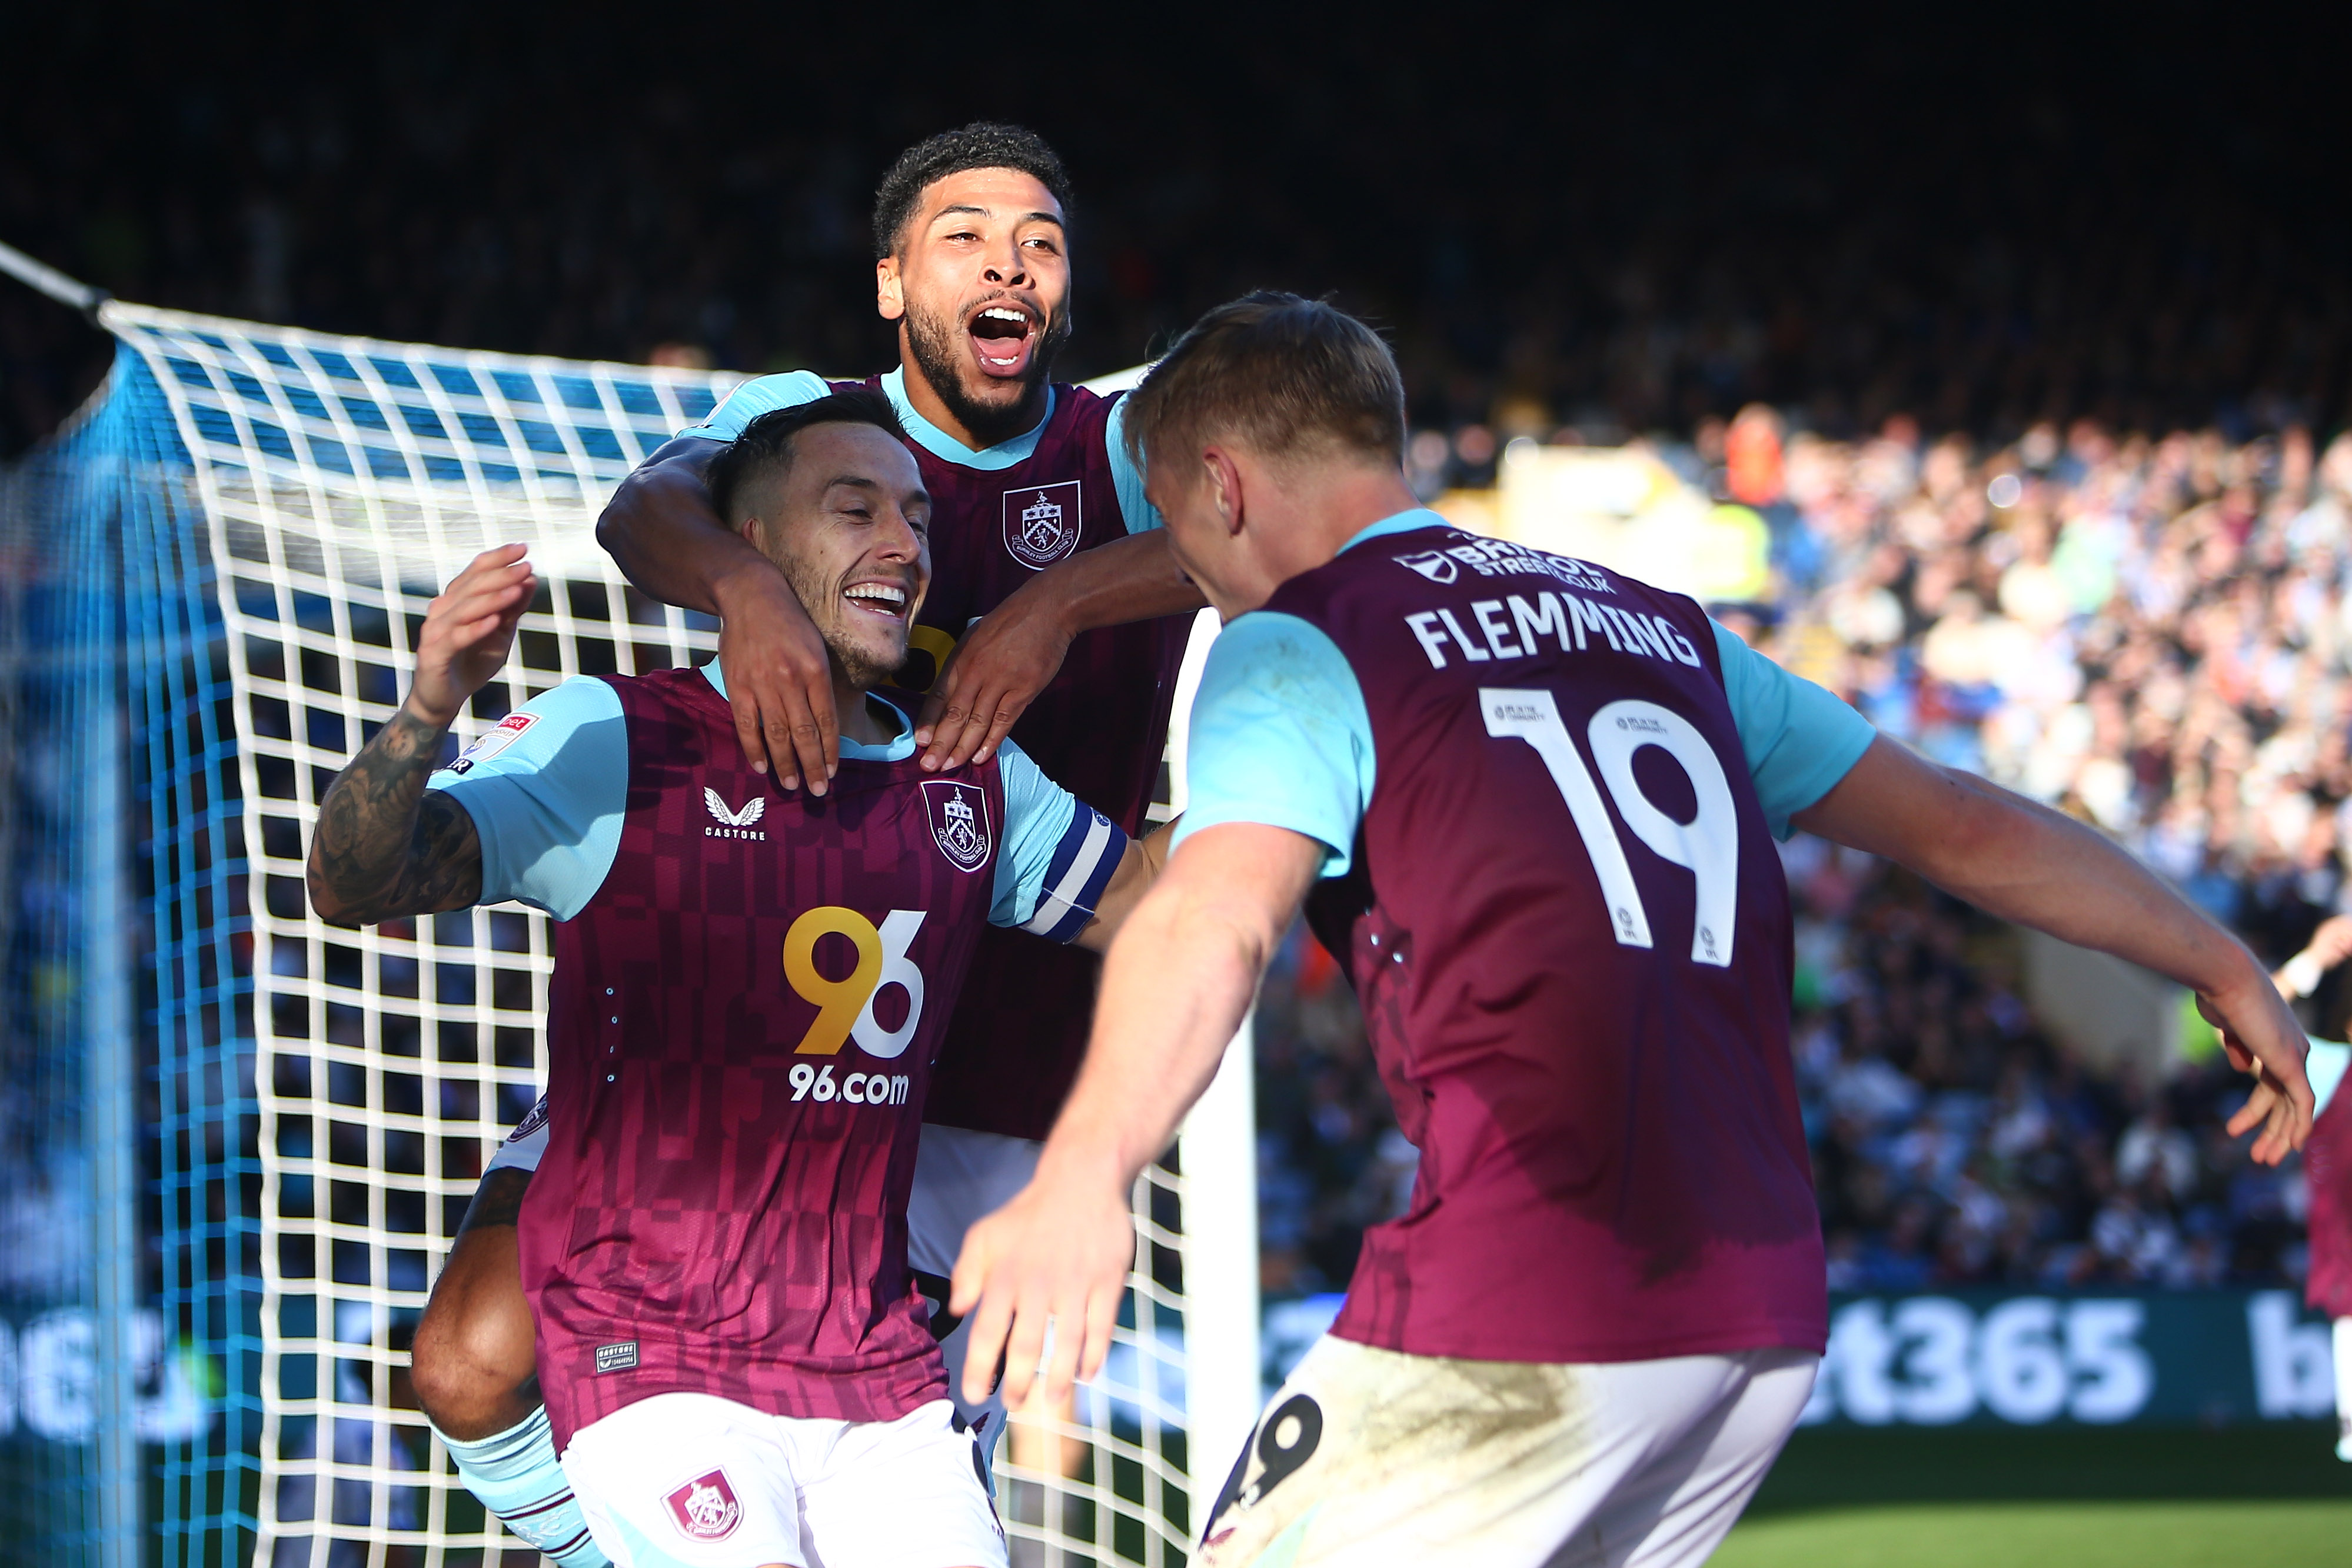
[876,255,905,322]
[1204,447,1246,538]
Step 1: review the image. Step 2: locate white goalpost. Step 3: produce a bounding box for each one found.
[75,298,1255,1567]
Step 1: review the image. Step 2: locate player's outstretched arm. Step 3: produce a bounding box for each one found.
[952,822,1319,1409]
[306,545,534,926]
[1794,734,2315,1163]
[917,529,1207,773]
[1070,816,1181,953]
[596,437,841,794]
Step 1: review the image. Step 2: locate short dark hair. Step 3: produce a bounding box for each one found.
[1120,292,1406,480]
[871,122,1073,261]
[706,387,908,524]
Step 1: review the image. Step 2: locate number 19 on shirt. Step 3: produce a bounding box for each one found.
[1482,688,1739,967]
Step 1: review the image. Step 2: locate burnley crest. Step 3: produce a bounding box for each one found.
[1003,480,1082,568]
[922,780,993,873]
[663,1469,742,1541]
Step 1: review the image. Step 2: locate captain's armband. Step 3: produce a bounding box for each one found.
[1021,807,1127,943]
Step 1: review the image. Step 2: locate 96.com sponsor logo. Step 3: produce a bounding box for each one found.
[789,1064,910,1106]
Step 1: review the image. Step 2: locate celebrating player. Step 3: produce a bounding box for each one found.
[310,391,1168,1568]
[949,294,2318,1567]
[405,122,1201,1558]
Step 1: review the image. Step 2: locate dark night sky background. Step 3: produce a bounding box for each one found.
[4,2,2349,456]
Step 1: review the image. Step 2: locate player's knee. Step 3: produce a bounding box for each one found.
[412,1237,538,1436]
[411,1303,535,1436]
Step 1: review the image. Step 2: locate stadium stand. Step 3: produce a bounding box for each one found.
[5,12,2350,457]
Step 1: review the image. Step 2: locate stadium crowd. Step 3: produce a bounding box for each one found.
[7,13,2350,460]
[1257,414,2352,1300]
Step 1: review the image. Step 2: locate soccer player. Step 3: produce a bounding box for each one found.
[950,295,2318,1567]
[310,391,1166,1568]
[2270,918,2352,1459]
[407,122,1201,1556]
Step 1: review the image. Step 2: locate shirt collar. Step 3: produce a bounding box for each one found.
[1338,508,1455,555]
[880,366,1054,470]
[699,658,916,761]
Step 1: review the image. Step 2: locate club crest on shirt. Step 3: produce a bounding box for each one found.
[921,780,993,873]
[663,1469,741,1542]
[439,710,538,775]
[1004,480,1082,569]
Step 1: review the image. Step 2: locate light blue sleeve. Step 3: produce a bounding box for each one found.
[674,370,832,442]
[424,678,629,920]
[990,740,1128,939]
[2312,1038,2351,1120]
[1172,613,1374,878]
[1709,621,1877,840]
[1103,395,1165,534]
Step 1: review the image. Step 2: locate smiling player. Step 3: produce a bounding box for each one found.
[311,391,1171,1568]
[405,125,1205,1561]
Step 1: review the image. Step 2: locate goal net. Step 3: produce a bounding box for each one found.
[15,298,1255,1567]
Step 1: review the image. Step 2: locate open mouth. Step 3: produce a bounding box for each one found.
[843,581,911,622]
[966,301,1037,379]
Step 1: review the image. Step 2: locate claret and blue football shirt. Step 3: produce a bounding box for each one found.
[678,367,1164,537]
[1174,509,1879,877]
[1172,508,1883,1365]
[666,366,1188,1140]
[427,657,1117,941]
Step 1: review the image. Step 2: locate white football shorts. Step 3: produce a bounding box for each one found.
[904,1124,1043,1447]
[563,1393,1004,1568]
[1200,1335,1818,1568]
[484,1099,1041,1448]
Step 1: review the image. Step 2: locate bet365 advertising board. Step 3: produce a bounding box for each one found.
[1798,1289,2337,1427]
[1259,1289,2340,1426]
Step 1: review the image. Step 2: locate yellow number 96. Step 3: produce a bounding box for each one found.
[781,906,929,1058]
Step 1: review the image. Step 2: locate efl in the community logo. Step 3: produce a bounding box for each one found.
[663,1469,743,1541]
[922,780,993,872]
[704,787,768,841]
[1004,481,1082,569]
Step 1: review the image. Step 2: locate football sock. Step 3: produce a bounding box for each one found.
[434,1405,610,1566]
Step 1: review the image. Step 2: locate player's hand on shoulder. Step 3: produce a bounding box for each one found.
[713,568,840,795]
[948,1168,1135,1410]
[410,545,538,728]
[917,589,1074,773]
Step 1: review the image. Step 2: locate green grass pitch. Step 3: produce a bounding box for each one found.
[1716,1423,2352,1567]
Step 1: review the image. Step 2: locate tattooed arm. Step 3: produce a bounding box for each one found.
[307,544,538,926]
[307,717,487,924]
